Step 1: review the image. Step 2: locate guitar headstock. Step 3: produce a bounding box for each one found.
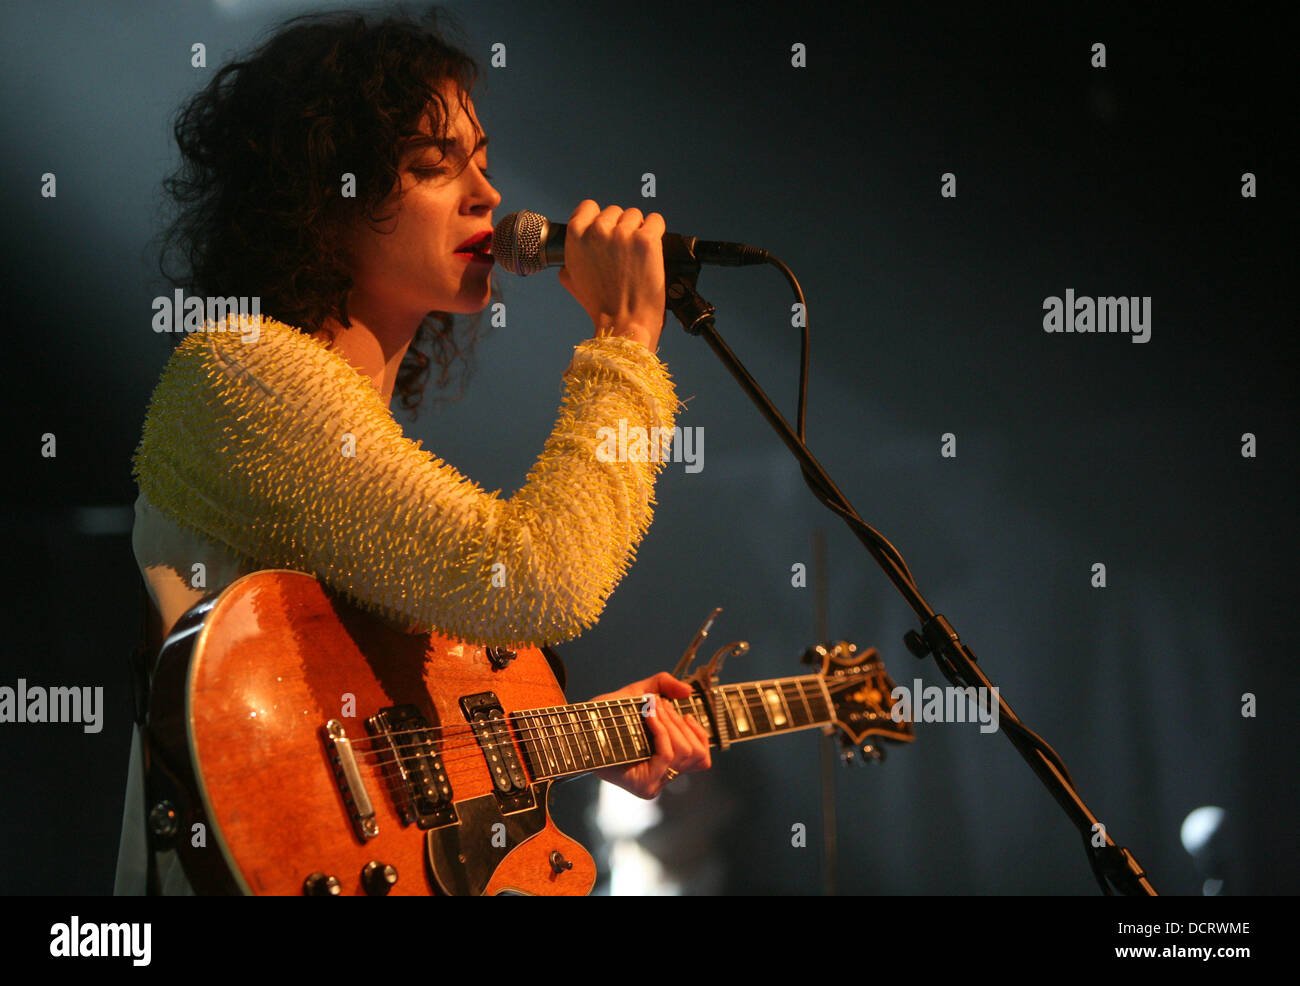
[802,641,914,759]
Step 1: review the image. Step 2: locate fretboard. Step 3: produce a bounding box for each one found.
[508,675,834,780]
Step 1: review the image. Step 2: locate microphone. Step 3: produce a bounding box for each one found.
[491,210,769,276]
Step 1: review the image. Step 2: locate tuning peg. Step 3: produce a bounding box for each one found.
[801,643,829,666]
[861,743,886,763]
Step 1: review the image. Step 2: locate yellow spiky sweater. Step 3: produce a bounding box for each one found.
[132,314,679,648]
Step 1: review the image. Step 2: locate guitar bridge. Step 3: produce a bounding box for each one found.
[366,705,459,830]
[323,719,378,841]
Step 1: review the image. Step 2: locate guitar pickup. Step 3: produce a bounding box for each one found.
[459,692,535,814]
[366,705,458,830]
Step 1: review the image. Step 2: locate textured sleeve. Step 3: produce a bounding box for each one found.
[132,320,679,647]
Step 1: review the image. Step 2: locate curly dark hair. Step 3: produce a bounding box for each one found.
[157,5,497,416]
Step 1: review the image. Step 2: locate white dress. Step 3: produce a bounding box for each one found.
[113,491,250,895]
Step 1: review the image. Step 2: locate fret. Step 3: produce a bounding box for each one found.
[560,708,585,771]
[535,708,562,777]
[681,694,712,741]
[667,695,701,738]
[546,709,579,774]
[761,679,793,730]
[692,695,710,739]
[734,684,758,731]
[781,679,814,728]
[567,708,595,770]
[514,712,545,778]
[806,675,834,723]
[599,700,631,763]
[743,683,774,734]
[723,685,752,737]
[585,703,614,767]
[619,699,648,760]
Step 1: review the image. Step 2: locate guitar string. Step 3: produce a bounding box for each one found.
[347,704,687,774]
[339,677,838,750]
[346,694,707,749]
[344,703,859,782]
[258,678,856,779]
[348,702,715,763]
[343,690,839,770]
[262,689,874,787]
[342,684,843,765]
[344,688,831,762]
[343,698,802,777]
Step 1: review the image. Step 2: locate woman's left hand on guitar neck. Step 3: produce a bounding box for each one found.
[590,672,712,798]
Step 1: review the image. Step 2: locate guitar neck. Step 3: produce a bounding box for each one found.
[509,675,834,781]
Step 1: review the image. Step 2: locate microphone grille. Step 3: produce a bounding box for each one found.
[491,210,548,276]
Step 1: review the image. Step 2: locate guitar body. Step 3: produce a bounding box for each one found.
[146,570,596,896]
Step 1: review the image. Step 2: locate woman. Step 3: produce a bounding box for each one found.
[117,7,710,895]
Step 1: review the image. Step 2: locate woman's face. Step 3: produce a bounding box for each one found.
[346,83,502,326]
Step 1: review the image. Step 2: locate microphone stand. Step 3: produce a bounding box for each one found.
[662,240,1157,895]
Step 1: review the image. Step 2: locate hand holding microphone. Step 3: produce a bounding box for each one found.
[492,203,770,352]
[554,201,667,352]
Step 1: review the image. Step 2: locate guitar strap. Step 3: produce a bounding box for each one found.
[540,645,567,692]
[129,576,162,896]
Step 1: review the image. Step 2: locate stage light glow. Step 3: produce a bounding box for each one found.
[1180,806,1225,855]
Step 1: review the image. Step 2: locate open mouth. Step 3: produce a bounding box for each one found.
[454,231,494,264]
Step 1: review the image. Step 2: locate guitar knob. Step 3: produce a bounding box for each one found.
[486,646,517,669]
[148,801,178,840]
[549,850,574,874]
[362,860,398,895]
[303,872,341,896]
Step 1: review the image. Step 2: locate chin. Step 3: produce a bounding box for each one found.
[454,286,495,314]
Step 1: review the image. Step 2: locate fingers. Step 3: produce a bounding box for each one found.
[606,670,689,701]
[590,671,713,798]
[641,684,711,775]
[567,198,601,233]
[646,670,692,698]
[613,207,644,236]
[637,210,666,239]
[561,199,666,349]
[569,199,664,242]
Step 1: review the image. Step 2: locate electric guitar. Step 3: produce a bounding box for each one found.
[144,570,912,895]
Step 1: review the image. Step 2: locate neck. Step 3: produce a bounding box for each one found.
[314,298,425,406]
[509,675,835,780]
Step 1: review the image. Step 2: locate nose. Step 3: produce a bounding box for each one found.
[467,168,501,214]
[481,175,502,212]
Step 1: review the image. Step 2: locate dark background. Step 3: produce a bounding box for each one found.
[0,0,1294,895]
